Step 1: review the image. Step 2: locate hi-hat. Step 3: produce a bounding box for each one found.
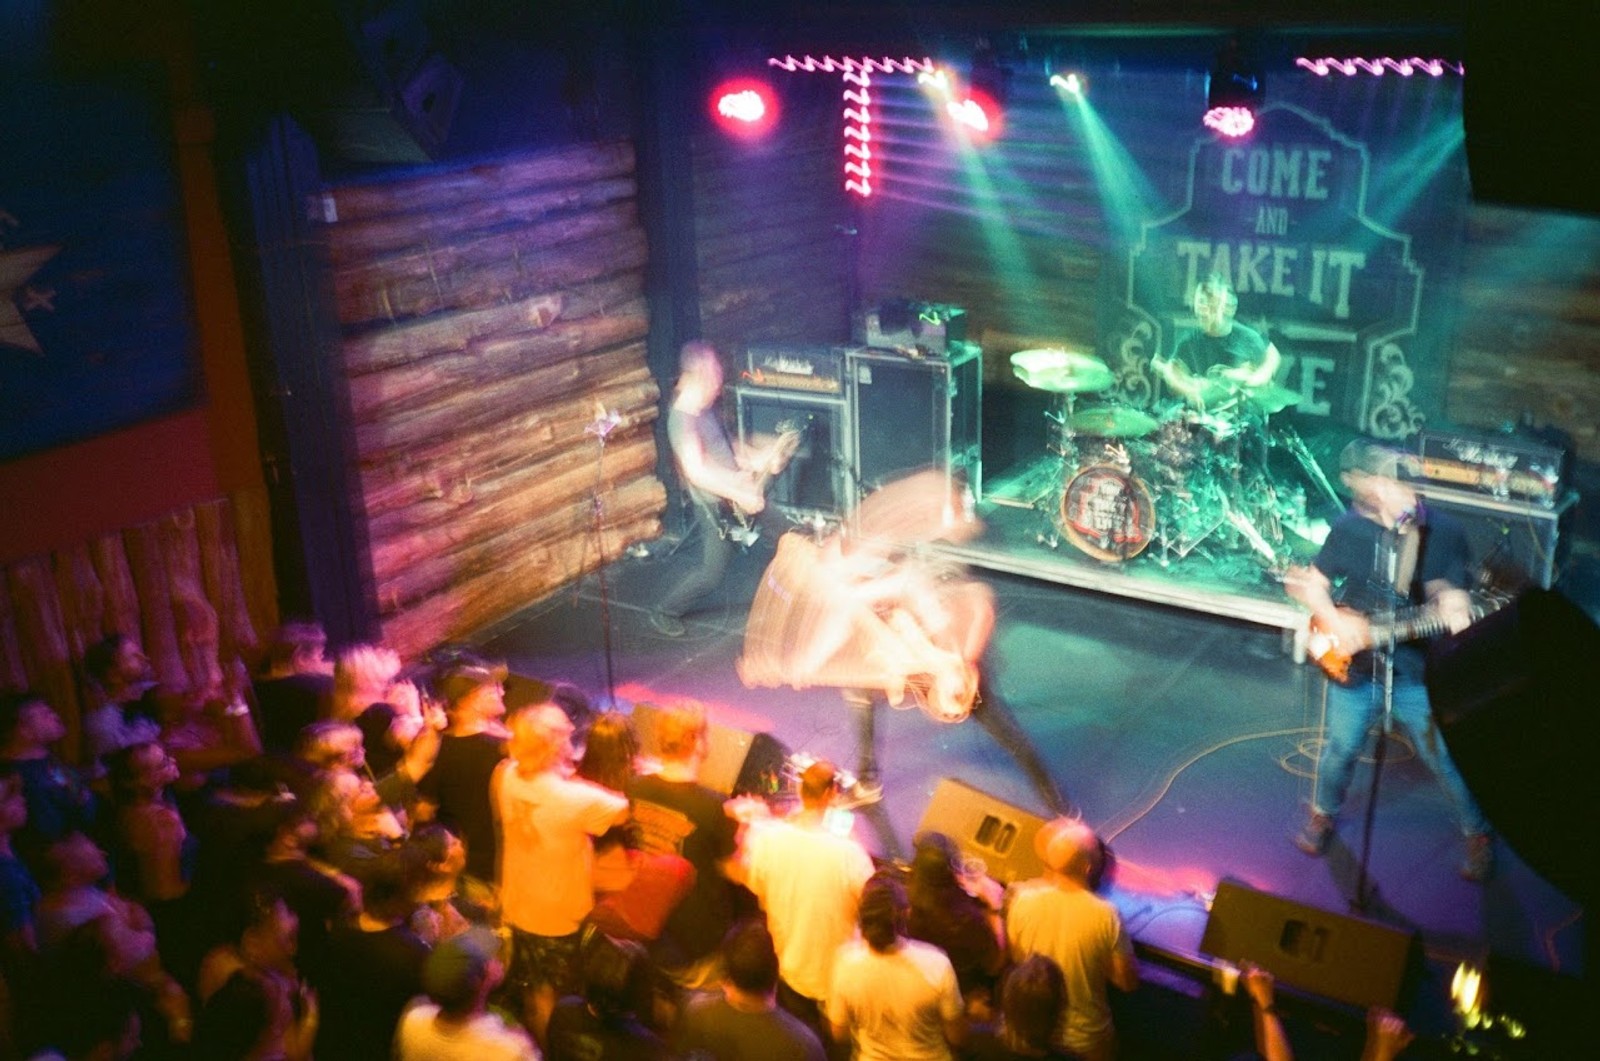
[1068,406,1159,438]
[1010,348,1114,394]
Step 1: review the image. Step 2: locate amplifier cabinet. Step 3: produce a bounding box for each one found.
[733,385,852,520]
[848,342,983,500]
[1417,484,1577,589]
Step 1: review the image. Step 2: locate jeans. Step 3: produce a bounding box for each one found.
[1312,675,1489,836]
[658,499,733,619]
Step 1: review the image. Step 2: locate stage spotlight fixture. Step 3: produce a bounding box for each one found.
[710,76,779,139]
[1049,71,1086,98]
[1205,39,1262,138]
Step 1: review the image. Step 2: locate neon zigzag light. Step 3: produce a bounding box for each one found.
[1296,56,1464,77]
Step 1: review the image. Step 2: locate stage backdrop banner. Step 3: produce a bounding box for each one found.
[0,69,201,462]
[1119,103,1443,439]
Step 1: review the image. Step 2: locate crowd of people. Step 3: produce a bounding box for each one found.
[0,623,1419,1060]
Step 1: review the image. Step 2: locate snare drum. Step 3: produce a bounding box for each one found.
[1058,464,1157,562]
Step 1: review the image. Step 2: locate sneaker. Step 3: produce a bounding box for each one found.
[1294,813,1334,856]
[1460,833,1494,882]
[649,611,686,637]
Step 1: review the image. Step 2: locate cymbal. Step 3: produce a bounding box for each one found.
[1068,406,1159,438]
[1010,348,1114,393]
[1245,384,1302,415]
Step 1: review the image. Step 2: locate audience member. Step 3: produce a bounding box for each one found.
[26,979,142,1061]
[828,872,965,1060]
[419,662,513,886]
[330,643,404,725]
[0,691,97,859]
[545,932,668,1060]
[192,967,312,1061]
[960,955,1080,1060]
[308,850,430,1057]
[253,798,356,977]
[81,635,160,765]
[252,620,334,755]
[675,919,825,1061]
[742,759,874,1040]
[147,683,262,794]
[907,831,1005,1014]
[0,774,39,961]
[628,702,741,982]
[496,703,630,1042]
[1006,819,1137,1061]
[405,821,493,945]
[395,925,539,1060]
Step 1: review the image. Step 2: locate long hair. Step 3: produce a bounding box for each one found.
[578,711,637,793]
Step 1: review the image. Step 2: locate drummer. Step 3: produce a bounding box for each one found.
[1151,272,1280,412]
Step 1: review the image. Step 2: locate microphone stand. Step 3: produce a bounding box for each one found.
[585,406,623,708]
[1353,524,1403,913]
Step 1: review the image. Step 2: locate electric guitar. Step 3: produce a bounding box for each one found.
[1306,570,1518,685]
[720,417,807,546]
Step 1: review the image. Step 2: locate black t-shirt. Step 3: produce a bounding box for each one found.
[1172,322,1269,378]
[546,997,669,1061]
[907,887,1001,997]
[252,672,332,754]
[257,857,353,977]
[675,994,825,1061]
[419,732,506,882]
[1313,504,1472,681]
[627,774,739,964]
[311,922,429,1058]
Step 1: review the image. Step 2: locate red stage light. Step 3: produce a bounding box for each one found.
[710,77,779,139]
[951,86,1004,142]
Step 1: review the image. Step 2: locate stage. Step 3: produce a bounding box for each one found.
[475,506,1588,1053]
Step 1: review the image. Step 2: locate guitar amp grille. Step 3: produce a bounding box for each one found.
[733,386,851,520]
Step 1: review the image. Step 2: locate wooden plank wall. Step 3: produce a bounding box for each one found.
[322,141,665,659]
[0,487,275,762]
[1450,205,1600,463]
[692,77,855,350]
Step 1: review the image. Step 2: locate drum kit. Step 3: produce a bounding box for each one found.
[1009,348,1327,572]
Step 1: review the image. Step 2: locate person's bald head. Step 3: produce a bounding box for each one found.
[1036,817,1100,883]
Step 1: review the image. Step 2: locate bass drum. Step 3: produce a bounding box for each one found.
[1058,464,1157,562]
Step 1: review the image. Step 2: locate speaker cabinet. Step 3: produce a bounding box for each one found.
[916,778,1047,884]
[734,385,851,520]
[849,343,982,499]
[1200,879,1415,1011]
[630,702,790,797]
[1417,484,1573,589]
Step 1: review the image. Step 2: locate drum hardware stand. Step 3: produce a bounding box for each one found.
[1354,534,1404,914]
[1277,425,1343,512]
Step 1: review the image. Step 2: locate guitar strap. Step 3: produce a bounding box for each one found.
[1391,523,1422,596]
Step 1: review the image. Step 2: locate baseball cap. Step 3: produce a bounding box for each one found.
[438,663,509,709]
[421,927,503,1009]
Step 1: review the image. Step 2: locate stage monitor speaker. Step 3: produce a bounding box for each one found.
[734,385,851,519]
[1200,879,1416,1012]
[916,778,1047,884]
[631,702,790,798]
[1426,588,1600,905]
[849,344,982,498]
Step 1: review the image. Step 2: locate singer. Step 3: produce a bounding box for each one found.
[1283,438,1494,881]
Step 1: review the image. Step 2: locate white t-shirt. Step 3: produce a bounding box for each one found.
[827,938,963,1061]
[394,1000,540,1060]
[1006,880,1131,1056]
[496,768,627,936]
[744,816,875,1002]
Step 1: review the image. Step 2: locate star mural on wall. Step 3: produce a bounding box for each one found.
[1,243,62,355]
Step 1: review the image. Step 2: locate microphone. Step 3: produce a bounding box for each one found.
[586,403,623,440]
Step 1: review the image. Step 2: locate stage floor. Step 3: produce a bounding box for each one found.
[476,509,1588,1049]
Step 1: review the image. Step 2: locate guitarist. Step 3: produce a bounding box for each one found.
[652,340,776,638]
[1284,439,1494,880]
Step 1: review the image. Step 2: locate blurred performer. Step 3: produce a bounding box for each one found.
[1284,439,1493,881]
[1151,272,1280,411]
[653,340,793,638]
[739,470,1068,816]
